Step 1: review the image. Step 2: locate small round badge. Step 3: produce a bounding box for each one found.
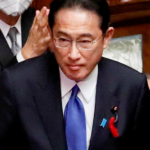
[111,106,118,113]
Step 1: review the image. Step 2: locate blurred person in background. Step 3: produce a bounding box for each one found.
[0,0,51,73]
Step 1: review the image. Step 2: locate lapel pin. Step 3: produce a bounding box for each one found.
[111,106,118,122]
[111,106,118,112]
[100,118,107,128]
[109,117,119,137]
[109,106,119,137]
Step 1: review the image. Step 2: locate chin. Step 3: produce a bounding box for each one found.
[67,74,85,82]
[70,77,82,82]
[63,68,86,81]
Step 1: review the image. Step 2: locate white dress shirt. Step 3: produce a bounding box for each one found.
[60,65,98,149]
[0,16,24,62]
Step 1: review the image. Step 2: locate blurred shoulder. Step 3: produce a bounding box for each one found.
[23,7,36,16]
[3,52,56,78]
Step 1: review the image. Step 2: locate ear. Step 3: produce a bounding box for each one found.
[103,27,114,49]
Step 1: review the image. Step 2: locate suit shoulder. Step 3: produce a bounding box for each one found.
[21,7,35,24]
[100,57,142,74]
[22,7,35,17]
[99,57,146,84]
[97,58,149,97]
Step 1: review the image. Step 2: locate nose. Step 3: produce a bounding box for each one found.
[68,41,81,60]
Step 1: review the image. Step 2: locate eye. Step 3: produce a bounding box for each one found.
[78,40,91,46]
[59,38,69,42]
[79,40,91,44]
[77,40,92,49]
[57,38,70,47]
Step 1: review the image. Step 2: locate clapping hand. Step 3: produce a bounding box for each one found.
[22,6,51,59]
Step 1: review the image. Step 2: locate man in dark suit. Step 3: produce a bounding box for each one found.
[0,0,51,73]
[0,0,150,150]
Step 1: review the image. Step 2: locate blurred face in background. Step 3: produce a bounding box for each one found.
[0,0,33,16]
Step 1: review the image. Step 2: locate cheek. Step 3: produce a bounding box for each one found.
[55,48,69,56]
[86,48,103,64]
[93,44,104,60]
[54,49,68,64]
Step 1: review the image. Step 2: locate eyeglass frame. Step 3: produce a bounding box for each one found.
[53,34,103,51]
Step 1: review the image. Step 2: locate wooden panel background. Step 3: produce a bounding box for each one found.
[108,0,150,73]
[30,0,52,10]
[30,0,150,73]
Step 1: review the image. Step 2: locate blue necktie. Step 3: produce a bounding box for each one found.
[65,85,86,150]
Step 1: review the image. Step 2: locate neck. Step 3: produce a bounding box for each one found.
[0,10,20,26]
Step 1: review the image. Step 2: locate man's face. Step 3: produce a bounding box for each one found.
[52,8,114,82]
[0,0,33,16]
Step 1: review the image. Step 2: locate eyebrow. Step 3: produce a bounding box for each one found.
[56,31,69,36]
[56,31,93,38]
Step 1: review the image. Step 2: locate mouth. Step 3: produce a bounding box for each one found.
[68,65,81,71]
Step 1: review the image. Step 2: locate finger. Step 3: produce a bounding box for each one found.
[46,9,50,16]
[39,9,49,28]
[40,32,51,44]
[45,36,51,45]
[36,10,40,16]
[37,37,51,51]
[32,7,48,29]
[37,6,47,21]
[41,26,49,37]
[36,8,49,28]
[39,16,48,28]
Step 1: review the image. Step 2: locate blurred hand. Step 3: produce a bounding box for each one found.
[21,6,51,59]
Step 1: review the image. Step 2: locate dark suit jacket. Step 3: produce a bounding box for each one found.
[0,7,35,73]
[0,52,150,150]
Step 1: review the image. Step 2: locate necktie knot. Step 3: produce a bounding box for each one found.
[71,85,79,97]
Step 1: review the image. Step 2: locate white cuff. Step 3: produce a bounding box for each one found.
[16,50,25,63]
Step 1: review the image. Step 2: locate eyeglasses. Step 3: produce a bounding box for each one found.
[53,34,103,51]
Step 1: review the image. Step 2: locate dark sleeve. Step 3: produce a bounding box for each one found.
[0,69,22,150]
[5,56,18,68]
[131,76,150,150]
[0,55,18,75]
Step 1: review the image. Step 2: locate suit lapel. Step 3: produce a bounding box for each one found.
[0,30,14,67]
[34,56,67,150]
[89,58,120,150]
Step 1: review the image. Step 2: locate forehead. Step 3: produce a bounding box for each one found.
[53,8,102,36]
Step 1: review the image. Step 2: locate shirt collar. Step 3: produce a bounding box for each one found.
[0,16,22,38]
[60,65,98,103]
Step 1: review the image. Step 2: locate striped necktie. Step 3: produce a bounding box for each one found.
[8,27,21,55]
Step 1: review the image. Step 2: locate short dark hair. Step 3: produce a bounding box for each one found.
[49,0,110,34]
